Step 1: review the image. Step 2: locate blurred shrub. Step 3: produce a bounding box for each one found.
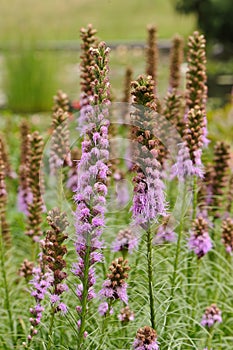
[4,45,57,113]
[175,0,233,46]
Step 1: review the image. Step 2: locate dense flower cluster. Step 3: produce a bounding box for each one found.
[153,216,176,244]
[26,132,44,241]
[118,306,134,323]
[0,141,10,246]
[146,25,158,85]
[188,216,212,258]
[27,263,53,345]
[49,106,71,175]
[112,228,138,254]
[211,142,231,217]
[99,257,130,304]
[131,75,166,227]
[133,326,159,350]
[186,31,208,145]
[52,90,71,114]
[169,34,184,90]
[221,218,233,253]
[201,304,222,328]
[41,208,69,313]
[172,107,205,179]
[18,259,34,281]
[73,42,111,344]
[18,120,32,215]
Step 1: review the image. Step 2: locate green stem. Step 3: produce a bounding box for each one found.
[47,307,56,350]
[207,327,213,350]
[77,239,91,350]
[163,183,187,335]
[98,300,113,350]
[192,176,198,221]
[0,227,15,346]
[187,176,198,297]
[191,258,200,325]
[147,226,155,329]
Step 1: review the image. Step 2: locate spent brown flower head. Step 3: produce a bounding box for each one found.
[169,34,184,90]
[134,326,158,349]
[18,259,35,281]
[146,25,158,85]
[42,208,69,292]
[0,141,10,247]
[107,257,130,288]
[80,24,98,96]
[221,218,233,253]
[186,31,207,113]
[26,131,44,241]
[50,108,71,173]
[52,90,70,114]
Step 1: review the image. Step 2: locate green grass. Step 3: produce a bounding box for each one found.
[0,0,195,43]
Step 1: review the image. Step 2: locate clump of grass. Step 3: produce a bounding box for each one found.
[4,44,57,113]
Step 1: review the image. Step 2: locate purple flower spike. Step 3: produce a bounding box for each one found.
[99,258,130,306]
[112,228,138,254]
[153,217,176,245]
[133,326,159,350]
[188,216,212,258]
[201,304,222,328]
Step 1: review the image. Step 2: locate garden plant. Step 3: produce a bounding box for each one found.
[0,24,233,350]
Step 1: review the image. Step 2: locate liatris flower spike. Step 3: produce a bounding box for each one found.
[146,25,158,85]
[118,306,134,324]
[73,41,110,347]
[99,257,130,305]
[50,108,71,175]
[201,304,222,328]
[26,131,45,242]
[41,208,69,313]
[169,34,184,90]
[153,216,176,245]
[112,228,138,255]
[131,75,166,227]
[188,216,212,259]
[172,107,205,180]
[186,31,208,146]
[221,218,233,253]
[18,120,33,215]
[133,326,159,350]
[0,141,10,247]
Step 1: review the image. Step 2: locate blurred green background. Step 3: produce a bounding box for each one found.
[0,0,232,115]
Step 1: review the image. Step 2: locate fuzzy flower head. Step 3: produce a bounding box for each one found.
[172,107,206,180]
[153,216,176,245]
[98,301,113,317]
[221,218,233,253]
[112,228,138,254]
[188,216,212,258]
[118,306,134,324]
[201,304,222,328]
[133,326,159,350]
[99,257,130,304]
[130,75,167,228]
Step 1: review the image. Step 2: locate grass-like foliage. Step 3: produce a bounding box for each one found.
[0,25,233,350]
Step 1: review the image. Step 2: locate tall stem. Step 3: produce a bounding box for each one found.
[77,239,91,350]
[0,228,15,346]
[146,226,155,329]
[98,300,113,350]
[187,176,198,296]
[47,307,56,350]
[191,258,200,325]
[163,182,187,334]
